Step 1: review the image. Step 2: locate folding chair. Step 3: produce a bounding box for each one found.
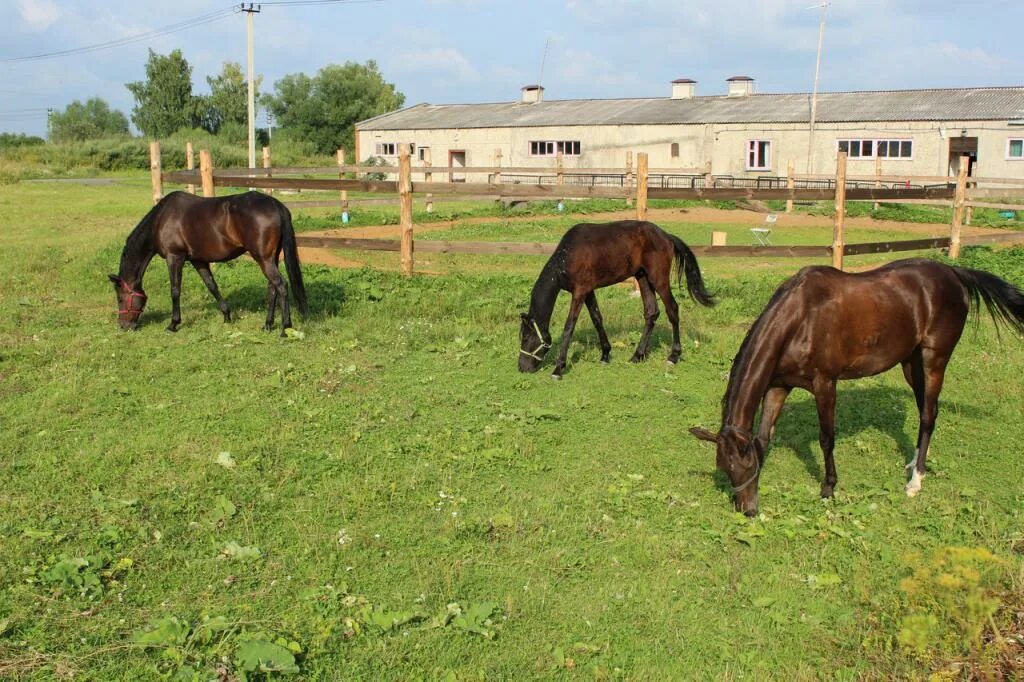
[751,214,776,245]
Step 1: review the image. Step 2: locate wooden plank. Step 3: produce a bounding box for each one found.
[950,155,969,258]
[399,144,414,276]
[416,240,555,255]
[843,237,950,256]
[213,175,399,193]
[833,151,847,269]
[149,141,162,204]
[962,231,1024,246]
[200,150,214,197]
[636,152,648,220]
[964,201,1024,211]
[966,187,1024,199]
[411,181,629,199]
[295,236,401,251]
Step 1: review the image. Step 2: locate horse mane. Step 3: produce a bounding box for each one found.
[119,200,161,275]
[720,271,807,425]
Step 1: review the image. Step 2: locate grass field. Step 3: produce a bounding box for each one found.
[1,179,1023,679]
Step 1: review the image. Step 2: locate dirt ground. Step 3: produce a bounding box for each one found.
[296,205,999,271]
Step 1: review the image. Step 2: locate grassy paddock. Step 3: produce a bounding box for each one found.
[1,181,1023,679]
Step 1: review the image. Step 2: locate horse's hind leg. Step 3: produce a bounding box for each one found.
[257,258,291,334]
[263,281,278,331]
[631,276,659,362]
[813,379,839,498]
[584,292,612,363]
[166,254,184,332]
[905,349,949,497]
[192,261,231,322]
[651,277,682,364]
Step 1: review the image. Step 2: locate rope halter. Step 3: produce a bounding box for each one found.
[519,319,551,361]
[118,280,147,317]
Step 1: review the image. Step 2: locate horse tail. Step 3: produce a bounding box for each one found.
[278,202,309,316]
[667,233,715,307]
[951,265,1024,335]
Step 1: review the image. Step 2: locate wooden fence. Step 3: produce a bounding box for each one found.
[152,143,1024,275]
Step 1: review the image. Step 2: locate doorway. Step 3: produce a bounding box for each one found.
[948,136,978,178]
[449,150,466,183]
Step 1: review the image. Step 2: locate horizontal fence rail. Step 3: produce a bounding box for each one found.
[153,143,1024,275]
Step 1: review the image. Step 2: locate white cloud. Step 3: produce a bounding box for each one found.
[391,47,480,82]
[16,0,61,31]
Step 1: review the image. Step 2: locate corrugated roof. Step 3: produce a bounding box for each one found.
[357,87,1024,130]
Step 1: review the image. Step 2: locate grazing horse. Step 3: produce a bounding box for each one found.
[108,191,308,334]
[518,220,714,378]
[689,258,1024,516]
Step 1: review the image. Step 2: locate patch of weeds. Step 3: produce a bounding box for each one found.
[133,615,302,680]
[431,601,500,640]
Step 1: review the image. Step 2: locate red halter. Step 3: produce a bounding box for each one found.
[118,280,147,317]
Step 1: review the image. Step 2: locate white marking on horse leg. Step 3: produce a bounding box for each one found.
[905,468,925,497]
[905,452,918,471]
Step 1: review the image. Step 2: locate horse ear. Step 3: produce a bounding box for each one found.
[108,274,120,284]
[689,426,719,443]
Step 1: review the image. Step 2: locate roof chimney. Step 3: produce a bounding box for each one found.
[726,76,754,97]
[521,84,544,104]
[671,78,696,99]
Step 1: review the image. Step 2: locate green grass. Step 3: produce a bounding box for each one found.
[1,180,1023,679]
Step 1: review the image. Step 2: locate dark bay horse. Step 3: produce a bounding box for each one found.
[690,258,1024,516]
[109,191,307,334]
[519,220,714,378]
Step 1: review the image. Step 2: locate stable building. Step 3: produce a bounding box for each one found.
[354,77,1024,183]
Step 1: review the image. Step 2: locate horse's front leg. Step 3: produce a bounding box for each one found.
[813,379,838,498]
[551,293,586,379]
[166,254,184,332]
[584,292,611,363]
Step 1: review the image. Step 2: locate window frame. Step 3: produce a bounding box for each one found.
[745,139,772,171]
[529,140,581,157]
[876,138,914,160]
[1007,138,1024,160]
[375,142,397,157]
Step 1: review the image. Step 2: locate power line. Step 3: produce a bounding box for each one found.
[0,7,238,63]
[0,0,384,64]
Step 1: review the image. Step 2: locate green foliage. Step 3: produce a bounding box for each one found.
[263,60,404,154]
[0,132,45,149]
[204,62,258,135]
[898,547,1007,664]
[127,49,203,137]
[50,98,130,142]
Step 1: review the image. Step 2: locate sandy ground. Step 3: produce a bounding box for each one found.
[296,205,1001,271]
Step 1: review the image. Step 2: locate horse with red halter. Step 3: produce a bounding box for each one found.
[518,220,714,378]
[690,258,1024,516]
[109,191,307,334]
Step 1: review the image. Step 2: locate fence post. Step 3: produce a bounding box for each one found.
[873,155,881,211]
[832,150,847,270]
[493,148,502,186]
[424,147,433,213]
[399,143,414,277]
[200,149,215,197]
[149,141,162,205]
[636,152,649,221]
[337,148,348,219]
[785,159,794,214]
[186,142,195,195]
[263,146,272,195]
[625,151,634,207]
[949,154,969,259]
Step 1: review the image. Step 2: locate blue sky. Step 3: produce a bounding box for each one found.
[2,0,1022,137]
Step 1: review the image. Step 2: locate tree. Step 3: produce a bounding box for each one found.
[50,98,129,142]
[262,60,404,154]
[203,62,260,135]
[126,49,201,138]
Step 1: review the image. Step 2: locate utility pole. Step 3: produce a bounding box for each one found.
[46,107,54,141]
[266,111,273,142]
[241,3,260,170]
[806,1,828,174]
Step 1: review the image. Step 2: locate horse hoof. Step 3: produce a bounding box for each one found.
[165,325,179,333]
[666,359,677,366]
[263,324,274,332]
[551,373,562,381]
[600,356,611,364]
[820,485,834,499]
[629,355,644,364]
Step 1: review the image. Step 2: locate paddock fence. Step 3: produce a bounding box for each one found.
[152,143,1024,276]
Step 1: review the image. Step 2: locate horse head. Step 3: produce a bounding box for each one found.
[518,313,551,373]
[109,274,148,331]
[690,426,764,517]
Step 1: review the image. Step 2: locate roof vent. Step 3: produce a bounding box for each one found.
[521,84,545,104]
[671,78,696,99]
[726,75,755,97]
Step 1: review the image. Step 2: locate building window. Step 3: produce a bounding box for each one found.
[746,139,771,171]
[877,139,913,159]
[418,146,430,162]
[1008,138,1024,159]
[837,139,875,158]
[375,142,396,156]
[529,140,581,156]
[671,142,680,158]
